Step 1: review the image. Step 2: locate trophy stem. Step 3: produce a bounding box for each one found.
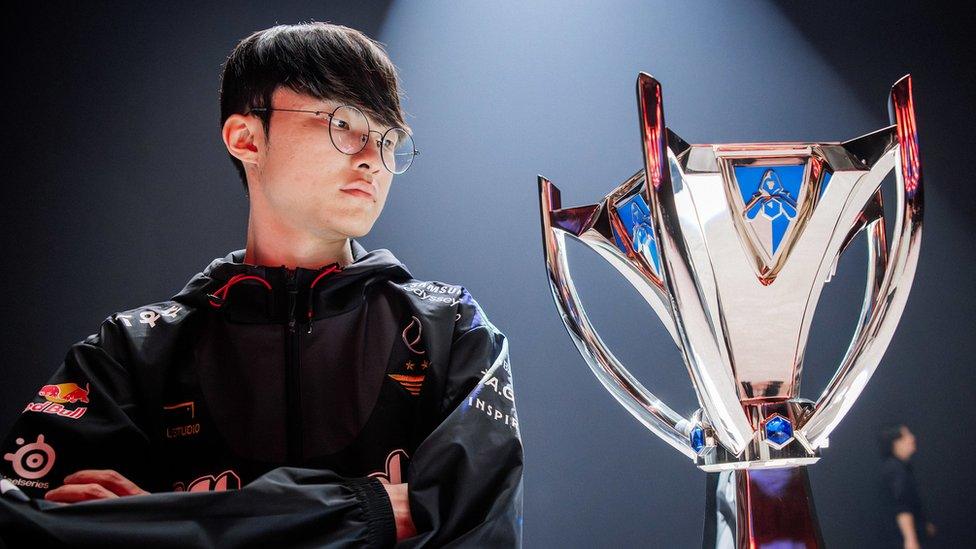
[703,467,824,548]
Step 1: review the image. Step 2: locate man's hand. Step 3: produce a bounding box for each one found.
[382,482,417,541]
[44,469,149,503]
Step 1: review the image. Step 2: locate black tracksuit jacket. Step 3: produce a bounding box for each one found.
[0,239,523,547]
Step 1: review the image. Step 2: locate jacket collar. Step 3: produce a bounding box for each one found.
[173,238,411,325]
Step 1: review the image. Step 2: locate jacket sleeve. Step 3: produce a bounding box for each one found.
[0,316,397,548]
[0,467,394,547]
[0,316,152,499]
[401,287,524,547]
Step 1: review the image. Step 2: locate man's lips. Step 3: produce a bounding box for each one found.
[341,188,374,200]
[339,180,376,200]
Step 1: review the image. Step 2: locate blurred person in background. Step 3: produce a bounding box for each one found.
[878,424,936,549]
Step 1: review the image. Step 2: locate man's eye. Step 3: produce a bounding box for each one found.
[382,139,396,150]
[331,118,351,130]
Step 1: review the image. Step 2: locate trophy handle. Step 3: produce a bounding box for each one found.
[637,73,754,455]
[539,176,697,459]
[801,75,924,448]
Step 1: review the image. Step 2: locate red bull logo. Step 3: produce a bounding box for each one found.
[24,382,90,420]
[38,383,90,404]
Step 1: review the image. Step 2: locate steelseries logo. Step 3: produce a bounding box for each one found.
[3,434,57,489]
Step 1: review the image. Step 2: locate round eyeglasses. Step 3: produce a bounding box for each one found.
[246,104,419,174]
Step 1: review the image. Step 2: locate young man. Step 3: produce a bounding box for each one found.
[878,424,935,549]
[0,22,523,547]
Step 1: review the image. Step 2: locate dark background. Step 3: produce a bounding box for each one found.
[4,1,973,546]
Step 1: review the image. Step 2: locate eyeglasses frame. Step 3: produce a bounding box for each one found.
[245,104,420,174]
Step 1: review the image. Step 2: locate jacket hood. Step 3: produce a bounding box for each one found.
[173,239,412,326]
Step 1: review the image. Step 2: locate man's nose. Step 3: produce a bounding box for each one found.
[353,135,383,170]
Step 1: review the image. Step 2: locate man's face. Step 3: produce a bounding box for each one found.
[249,87,396,239]
[895,425,917,458]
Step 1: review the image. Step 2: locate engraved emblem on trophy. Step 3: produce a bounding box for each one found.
[537,72,922,547]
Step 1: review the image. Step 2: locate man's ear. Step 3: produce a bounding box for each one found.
[222,114,262,164]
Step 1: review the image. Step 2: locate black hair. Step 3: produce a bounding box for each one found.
[219,22,409,196]
[878,423,907,458]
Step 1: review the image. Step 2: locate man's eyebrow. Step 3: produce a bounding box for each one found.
[302,102,393,132]
[305,104,337,114]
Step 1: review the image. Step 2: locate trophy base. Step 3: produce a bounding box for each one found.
[703,466,824,549]
[694,400,823,471]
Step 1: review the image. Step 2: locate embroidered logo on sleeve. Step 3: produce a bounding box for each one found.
[173,469,240,492]
[24,383,90,420]
[402,316,426,355]
[116,304,183,329]
[461,340,519,433]
[368,449,409,484]
[3,434,57,489]
[403,282,462,306]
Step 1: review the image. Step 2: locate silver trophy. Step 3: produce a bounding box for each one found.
[537,72,922,547]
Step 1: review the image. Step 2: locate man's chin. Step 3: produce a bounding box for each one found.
[328,222,373,240]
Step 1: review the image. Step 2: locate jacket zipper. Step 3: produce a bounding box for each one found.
[284,268,303,464]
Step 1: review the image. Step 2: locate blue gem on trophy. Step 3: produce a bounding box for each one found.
[537,72,923,547]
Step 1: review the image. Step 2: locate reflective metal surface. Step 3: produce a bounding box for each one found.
[704,467,824,548]
[537,71,923,547]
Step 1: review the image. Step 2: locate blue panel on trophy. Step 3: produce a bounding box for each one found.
[614,194,661,273]
[734,165,804,255]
